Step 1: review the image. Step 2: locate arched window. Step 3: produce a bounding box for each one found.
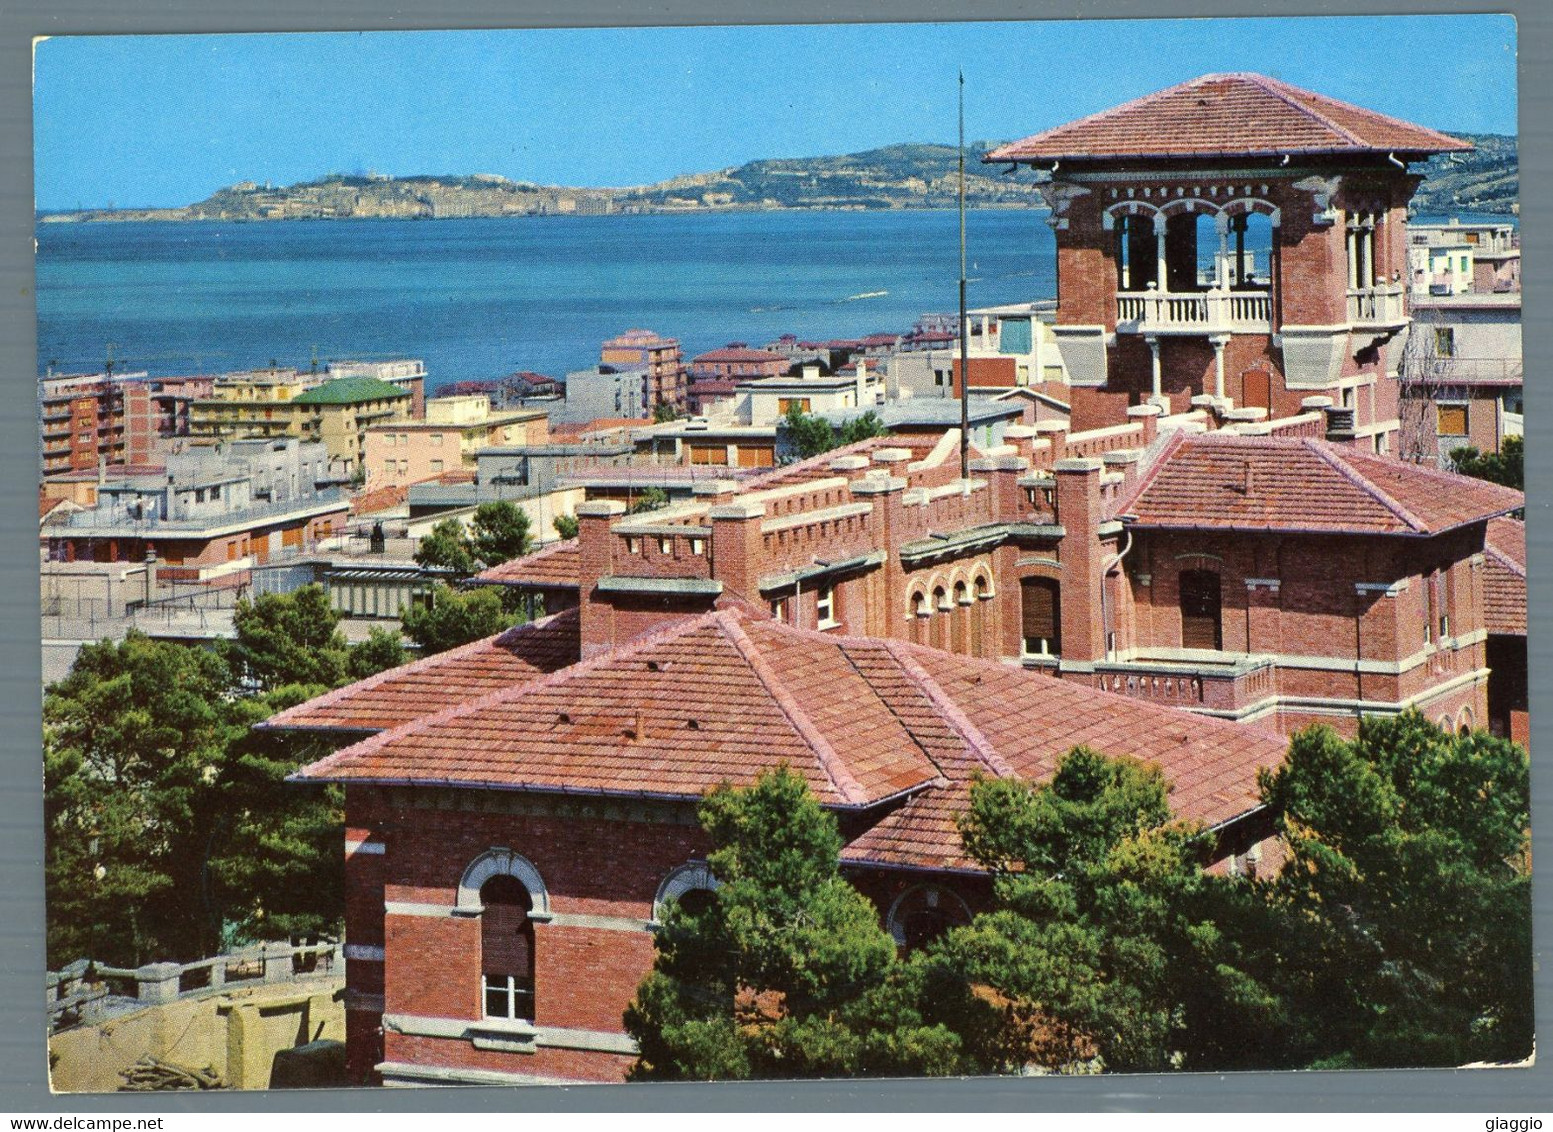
[653,861,719,924]
[1179,569,1222,651]
[480,875,535,1022]
[886,884,972,951]
[951,581,969,653]
[931,586,950,651]
[1021,577,1061,657]
[970,576,989,656]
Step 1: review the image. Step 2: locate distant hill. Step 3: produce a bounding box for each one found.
[39,134,1516,222]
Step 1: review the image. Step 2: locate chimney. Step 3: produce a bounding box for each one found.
[576,498,626,658]
[1126,402,1162,445]
[1053,458,1108,664]
[708,498,766,603]
[854,359,869,408]
[803,363,820,381]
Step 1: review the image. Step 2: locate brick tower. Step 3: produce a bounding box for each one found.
[987,73,1471,446]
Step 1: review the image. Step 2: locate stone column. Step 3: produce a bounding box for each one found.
[1155,226,1168,292]
[1210,334,1230,402]
[1146,336,1163,402]
[1215,213,1230,289]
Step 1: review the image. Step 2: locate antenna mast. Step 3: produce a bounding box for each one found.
[958,71,970,484]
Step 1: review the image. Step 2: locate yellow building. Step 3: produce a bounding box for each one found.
[188,368,318,442]
[289,376,413,475]
[363,396,550,488]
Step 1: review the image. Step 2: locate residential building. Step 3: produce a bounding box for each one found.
[40,370,216,476]
[559,365,651,424]
[363,398,550,489]
[189,367,321,444]
[986,72,1473,446]
[1402,291,1522,460]
[1408,218,1520,296]
[44,437,347,584]
[600,329,686,414]
[326,359,429,418]
[289,376,415,476]
[685,345,790,413]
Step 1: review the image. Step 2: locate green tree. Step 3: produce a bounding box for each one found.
[628,486,668,515]
[467,501,533,567]
[223,584,349,694]
[413,516,479,575]
[347,626,409,680]
[781,403,838,460]
[625,768,963,1080]
[1258,712,1532,1068]
[43,635,355,968]
[652,401,681,424]
[400,583,520,655]
[838,411,889,446]
[1450,434,1523,491]
[936,748,1282,1073]
[553,513,580,541]
[44,634,247,966]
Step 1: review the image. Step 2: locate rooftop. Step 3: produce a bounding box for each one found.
[287,607,1286,857]
[1121,434,1523,536]
[986,73,1472,164]
[291,376,411,406]
[474,538,582,590]
[1483,516,1527,637]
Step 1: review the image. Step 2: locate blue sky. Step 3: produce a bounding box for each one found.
[33,16,1518,210]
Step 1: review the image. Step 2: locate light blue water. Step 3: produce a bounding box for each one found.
[35,210,1056,385]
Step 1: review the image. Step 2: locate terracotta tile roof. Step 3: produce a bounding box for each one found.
[1122,434,1523,536]
[1483,517,1527,636]
[292,610,1283,867]
[691,348,787,364]
[263,607,580,733]
[350,485,408,515]
[987,73,1471,164]
[474,538,582,589]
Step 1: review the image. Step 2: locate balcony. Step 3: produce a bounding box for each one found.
[1347,284,1407,327]
[1115,288,1271,336]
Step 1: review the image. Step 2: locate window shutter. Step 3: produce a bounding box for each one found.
[1021,579,1060,652]
[480,876,533,978]
[1179,570,1223,650]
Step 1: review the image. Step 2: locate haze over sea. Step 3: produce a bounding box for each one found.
[36,210,1059,386]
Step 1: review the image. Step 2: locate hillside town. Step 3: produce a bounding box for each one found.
[41,73,1529,1090]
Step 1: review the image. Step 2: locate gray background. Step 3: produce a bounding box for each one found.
[2,0,1547,1113]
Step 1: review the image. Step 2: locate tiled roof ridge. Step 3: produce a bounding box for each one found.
[1484,540,1527,580]
[830,640,951,787]
[985,78,1189,163]
[262,606,579,733]
[1239,72,1364,148]
[716,612,871,805]
[877,639,1018,781]
[748,432,890,486]
[1114,428,1188,516]
[1304,440,1428,532]
[289,609,716,779]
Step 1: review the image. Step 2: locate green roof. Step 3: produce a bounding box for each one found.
[292,376,411,405]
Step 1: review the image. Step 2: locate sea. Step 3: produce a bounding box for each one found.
[34,207,1515,387]
[34,209,1059,386]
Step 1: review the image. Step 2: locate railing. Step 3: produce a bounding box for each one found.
[1115,288,1271,333]
[47,940,342,1033]
[1347,284,1407,325]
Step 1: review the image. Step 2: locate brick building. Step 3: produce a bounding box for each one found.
[986,73,1472,442]
[269,74,1524,1088]
[40,370,215,476]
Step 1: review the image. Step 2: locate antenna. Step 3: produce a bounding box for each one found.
[958,71,970,485]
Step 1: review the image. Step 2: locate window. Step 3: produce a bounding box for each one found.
[1437,404,1468,437]
[430,433,444,447]
[626,536,640,554]
[778,397,812,415]
[658,537,674,555]
[1020,578,1061,656]
[771,597,786,621]
[886,884,971,951]
[816,584,837,628]
[384,433,395,447]
[690,538,705,556]
[480,875,535,1022]
[429,459,444,474]
[1434,327,1456,358]
[1179,569,1223,651]
[689,443,728,466]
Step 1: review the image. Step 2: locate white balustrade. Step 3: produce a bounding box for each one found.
[1115,288,1271,333]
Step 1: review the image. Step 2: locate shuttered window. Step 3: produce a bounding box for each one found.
[481,875,535,1021]
[736,445,775,468]
[689,443,728,465]
[1179,570,1223,651]
[1437,404,1468,436]
[1021,578,1061,656]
